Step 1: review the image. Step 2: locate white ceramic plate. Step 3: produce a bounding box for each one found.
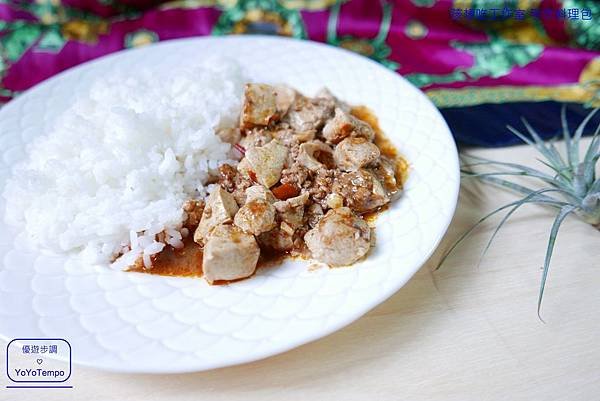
[0,36,458,373]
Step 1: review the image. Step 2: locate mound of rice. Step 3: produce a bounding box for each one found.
[3,59,245,269]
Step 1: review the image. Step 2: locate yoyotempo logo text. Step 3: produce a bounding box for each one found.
[13,368,66,378]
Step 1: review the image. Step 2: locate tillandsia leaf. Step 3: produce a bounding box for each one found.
[461,171,580,201]
[583,123,600,186]
[535,158,573,185]
[560,105,573,166]
[583,119,600,167]
[538,205,577,320]
[507,125,566,173]
[461,155,563,186]
[572,163,588,199]
[583,153,600,188]
[590,177,600,194]
[449,107,600,316]
[477,188,572,270]
[461,173,564,203]
[572,108,600,166]
[435,189,569,270]
[522,118,567,169]
[581,193,600,222]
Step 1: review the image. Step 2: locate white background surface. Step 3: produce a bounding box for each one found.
[2,140,599,400]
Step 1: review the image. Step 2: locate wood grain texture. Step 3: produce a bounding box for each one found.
[2,140,598,401]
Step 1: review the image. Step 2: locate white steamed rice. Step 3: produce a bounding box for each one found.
[3,59,245,270]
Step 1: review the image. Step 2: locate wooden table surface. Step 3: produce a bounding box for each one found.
[2,140,599,401]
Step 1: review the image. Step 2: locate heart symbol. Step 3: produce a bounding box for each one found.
[36,359,43,365]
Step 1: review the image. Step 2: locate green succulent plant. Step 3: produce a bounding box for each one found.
[440,107,600,319]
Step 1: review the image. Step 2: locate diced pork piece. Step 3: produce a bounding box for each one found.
[274,85,297,115]
[371,156,400,197]
[304,207,371,266]
[238,140,288,188]
[216,127,242,145]
[194,187,239,244]
[245,184,276,203]
[258,225,294,252]
[315,88,350,112]
[241,83,279,129]
[306,203,324,228]
[322,108,375,144]
[297,140,335,172]
[332,169,390,213]
[234,198,276,235]
[284,95,334,136]
[326,193,344,209]
[321,107,353,144]
[203,224,260,284]
[334,137,381,171]
[273,192,309,229]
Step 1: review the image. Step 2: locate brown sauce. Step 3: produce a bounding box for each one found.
[130,239,304,283]
[132,105,407,281]
[362,203,390,223]
[129,236,203,277]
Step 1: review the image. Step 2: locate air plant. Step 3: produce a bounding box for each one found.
[439,107,600,319]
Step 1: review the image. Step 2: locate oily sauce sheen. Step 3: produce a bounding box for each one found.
[133,106,408,280]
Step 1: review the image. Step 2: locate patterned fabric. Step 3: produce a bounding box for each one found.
[1,0,599,146]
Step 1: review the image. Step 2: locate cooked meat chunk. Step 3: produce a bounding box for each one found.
[234,198,276,235]
[305,203,324,228]
[321,107,353,144]
[194,187,239,244]
[203,224,260,284]
[216,127,241,145]
[274,85,297,115]
[274,192,309,229]
[326,193,344,209]
[238,140,288,188]
[182,199,205,229]
[258,225,294,252]
[332,169,390,213]
[304,207,370,266]
[315,88,350,112]
[284,95,334,136]
[241,83,279,129]
[334,137,380,171]
[371,156,400,197]
[245,184,276,203]
[258,192,309,251]
[322,108,375,144]
[297,140,335,172]
[350,116,376,142]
